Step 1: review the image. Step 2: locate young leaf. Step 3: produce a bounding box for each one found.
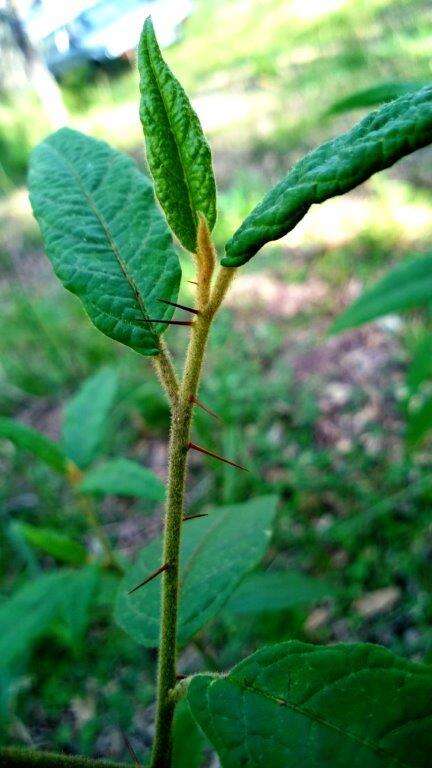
[188,641,432,768]
[115,495,278,647]
[15,523,87,566]
[224,570,334,615]
[79,457,165,502]
[138,17,216,253]
[61,367,118,469]
[331,253,432,333]
[29,127,181,355]
[0,416,68,475]
[223,85,432,266]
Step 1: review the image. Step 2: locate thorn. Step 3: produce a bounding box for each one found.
[187,280,198,286]
[128,563,170,594]
[121,731,142,766]
[187,441,248,471]
[158,298,200,316]
[176,673,187,681]
[183,513,209,522]
[276,698,287,707]
[135,318,193,326]
[189,394,222,422]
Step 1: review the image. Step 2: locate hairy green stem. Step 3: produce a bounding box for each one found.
[150,266,235,768]
[0,747,126,768]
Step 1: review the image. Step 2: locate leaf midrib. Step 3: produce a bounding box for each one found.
[43,142,158,343]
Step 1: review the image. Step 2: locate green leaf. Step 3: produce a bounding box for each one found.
[138,17,216,252]
[62,367,118,469]
[407,396,432,448]
[331,253,432,333]
[15,523,87,566]
[0,569,100,673]
[115,495,278,647]
[188,641,432,768]
[223,85,432,266]
[172,700,206,768]
[28,127,181,355]
[0,416,68,475]
[326,81,427,116]
[225,570,334,615]
[79,457,165,502]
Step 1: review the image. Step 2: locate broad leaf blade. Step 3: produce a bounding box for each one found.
[188,641,432,768]
[331,253,432,333]
[223,85,432,266]
[0,416,68,475]
[115,495,278,647]
[225,570,334,615]
[62,366,118,469]
[80,457,165,502]
[29,127,181,355]
[16,523,87,566]
[139,17,216,253]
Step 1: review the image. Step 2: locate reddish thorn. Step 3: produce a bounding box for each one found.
[187,441,248,471]
[135,318,193,326]
[121,731,142,766]
[176,673,187,681]
[158,298,200,316]
[189,394,222,422]
[183,513,209,522]
[128,563,170,594]
[187,280,198,286]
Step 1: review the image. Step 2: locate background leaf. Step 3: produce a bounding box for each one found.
[188,641,432,768]
[79,457,165,502]
[326,81,427,115]
[223,85,432,266]
[0,416,68,475]
[115,495,278,647]
[331,253,432,333]
[15,523,87,566]
[61,367,118,469]
[224,570,334,615]
[139,17,216,252]
[29,127,181,355]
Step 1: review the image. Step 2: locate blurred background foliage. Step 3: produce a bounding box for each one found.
[1,0,432,763]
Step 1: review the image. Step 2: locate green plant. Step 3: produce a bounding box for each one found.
[2,16,432,768]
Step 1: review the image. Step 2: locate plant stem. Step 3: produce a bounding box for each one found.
[153,337,180,408]
[0,747,127,768]
[150,264,235,768]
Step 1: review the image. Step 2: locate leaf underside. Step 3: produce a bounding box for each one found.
[139,17,217,253]
[188,641,432,768]
[223,85,432,266]
[115,495,278,647]
[29,127,181,356]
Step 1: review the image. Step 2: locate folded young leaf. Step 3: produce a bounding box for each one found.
[331,253,432,333]
[62,367,118,470]
[188,641,432,768]
[138,17,216,253]
[0,416,68,474]
[79,457,165,502]
[223,85,432,266]
[115,495,278,647]
[29,128,181,355]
